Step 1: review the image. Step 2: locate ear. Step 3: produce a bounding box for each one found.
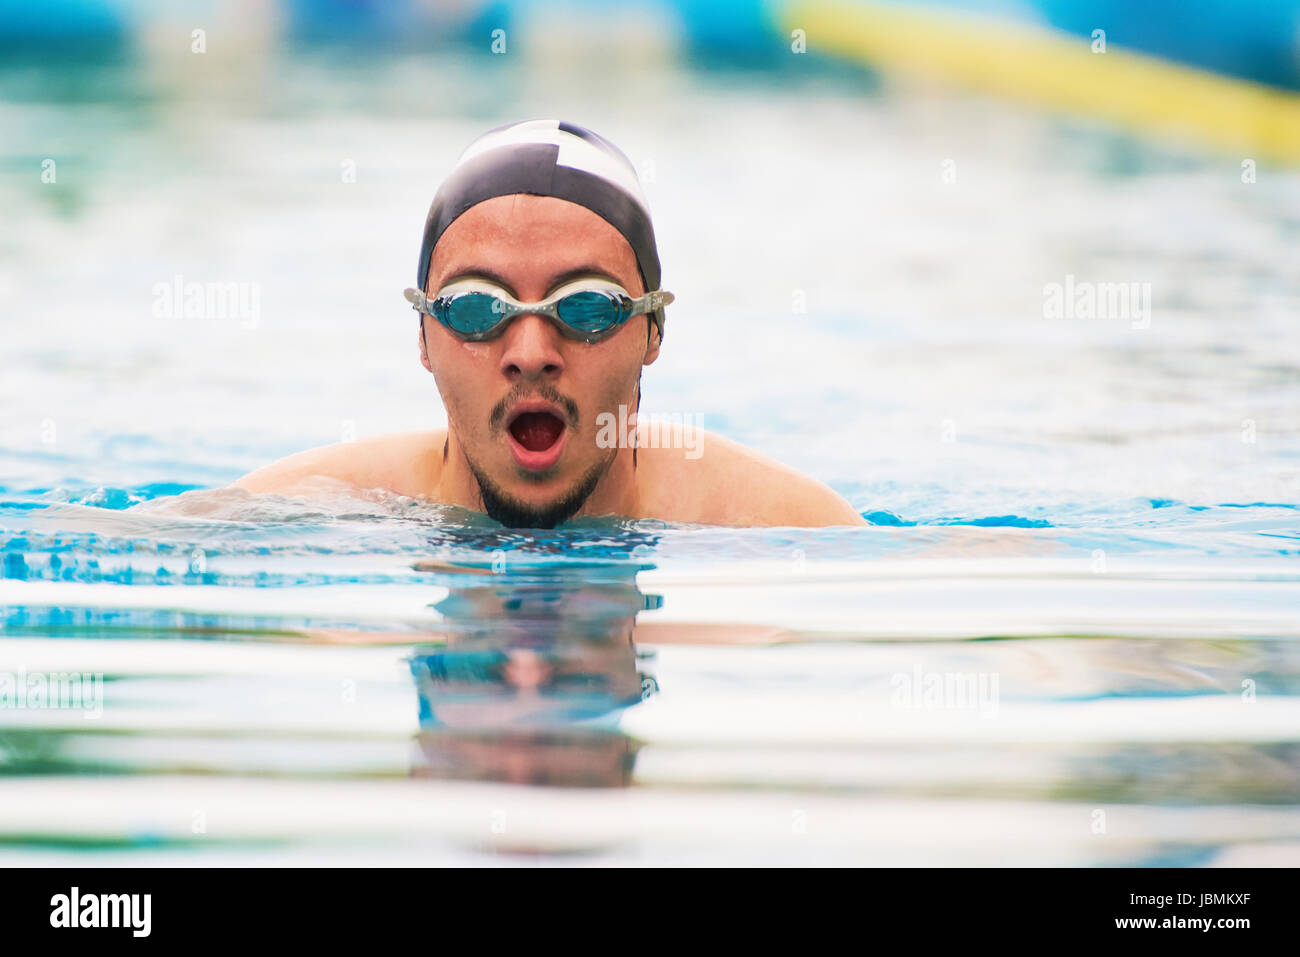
[642,316,661,366]
[418,320,433,374]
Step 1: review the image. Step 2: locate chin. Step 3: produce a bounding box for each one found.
[472,455,610,530]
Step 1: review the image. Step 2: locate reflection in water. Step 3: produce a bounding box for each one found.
[409,532,661,788]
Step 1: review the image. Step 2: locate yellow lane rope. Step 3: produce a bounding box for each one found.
[779,0,1300,163]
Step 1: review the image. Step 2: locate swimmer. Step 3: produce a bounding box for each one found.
[234,120,866,529]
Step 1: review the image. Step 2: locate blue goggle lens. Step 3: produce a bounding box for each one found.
[434,289,631,337]
[555,290,630,332]
[438,293,506,335]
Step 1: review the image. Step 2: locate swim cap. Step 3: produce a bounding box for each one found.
[416,119,665,337]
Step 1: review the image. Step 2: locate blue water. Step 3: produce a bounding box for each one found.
[1,36,1298,864]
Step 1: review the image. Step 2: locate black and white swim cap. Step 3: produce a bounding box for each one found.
[416,119,665,335]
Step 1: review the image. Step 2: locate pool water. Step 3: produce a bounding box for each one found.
[1,44,1298,864]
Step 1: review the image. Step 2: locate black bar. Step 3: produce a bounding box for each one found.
[0,867,1290,944]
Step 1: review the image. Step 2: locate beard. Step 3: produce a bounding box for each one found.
[453,374,641,529]
[466,449,615,529]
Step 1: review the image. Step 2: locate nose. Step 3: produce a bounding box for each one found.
[497,313,565,383]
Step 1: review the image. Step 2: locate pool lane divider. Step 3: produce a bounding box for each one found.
[777,0,1300,164]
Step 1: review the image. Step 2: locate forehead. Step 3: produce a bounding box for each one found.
[427,193,641,292]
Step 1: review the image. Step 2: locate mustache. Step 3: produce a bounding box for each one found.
[488,383,580,432]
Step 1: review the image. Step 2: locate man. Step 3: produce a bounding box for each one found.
[235,120,864,529]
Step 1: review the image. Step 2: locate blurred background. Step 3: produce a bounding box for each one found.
[2,0,1297,518]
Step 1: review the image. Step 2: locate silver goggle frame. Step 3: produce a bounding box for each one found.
[404,278,673,343]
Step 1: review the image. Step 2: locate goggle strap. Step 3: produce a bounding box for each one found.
[404,288,431,314]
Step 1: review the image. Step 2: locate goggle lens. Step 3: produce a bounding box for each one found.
[436,288,630,338]
[439,293,506,335]
[409,280,670,343]
[554,290,628,333]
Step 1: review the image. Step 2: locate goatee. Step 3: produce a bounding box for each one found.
[467,453,614,529]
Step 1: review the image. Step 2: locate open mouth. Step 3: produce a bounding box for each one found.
[509,411,565,452]
[504,404,569,471]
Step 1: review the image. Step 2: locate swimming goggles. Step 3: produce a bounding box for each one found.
[404,277,673,344]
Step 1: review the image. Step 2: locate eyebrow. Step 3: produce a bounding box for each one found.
[435,265,625,298]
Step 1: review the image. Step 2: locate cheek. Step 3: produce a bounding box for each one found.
[574,344,645,427]
[428,342,498,428]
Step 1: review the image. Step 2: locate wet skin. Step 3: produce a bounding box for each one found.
[234,194,866,528]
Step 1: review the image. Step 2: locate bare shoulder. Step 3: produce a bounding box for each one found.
[232,429,446,499]
[638,427,865,527]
